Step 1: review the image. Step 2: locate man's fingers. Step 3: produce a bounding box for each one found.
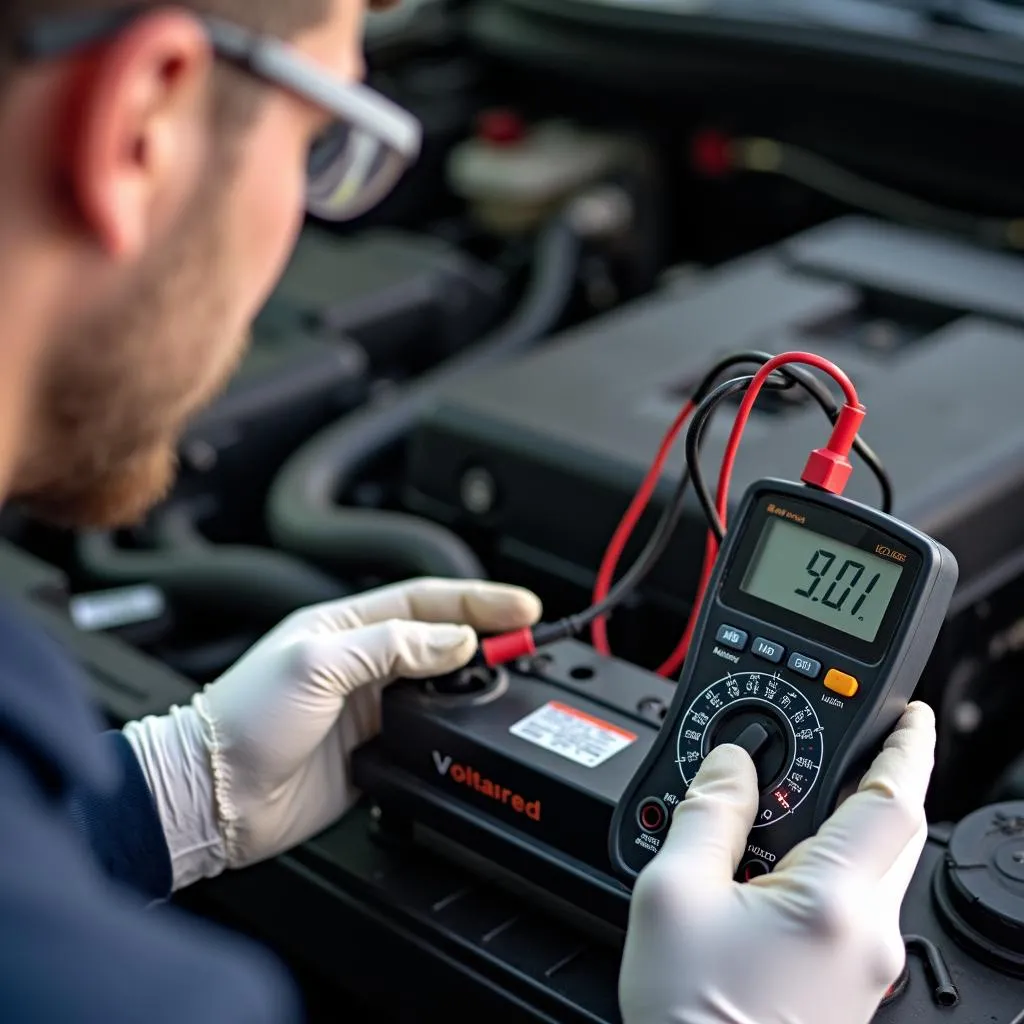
[299,578,543,634]
[298,619,479,695]
[656,745,760,886]
[779,703,936,884]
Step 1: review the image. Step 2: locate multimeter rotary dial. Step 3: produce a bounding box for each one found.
[676,671,824,828]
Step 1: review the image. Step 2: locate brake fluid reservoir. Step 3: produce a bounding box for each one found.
[447,112,637,234]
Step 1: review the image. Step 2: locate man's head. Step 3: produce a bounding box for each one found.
[0,0,412,528]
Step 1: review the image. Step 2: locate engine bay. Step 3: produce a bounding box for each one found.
[5,2,1024,1020]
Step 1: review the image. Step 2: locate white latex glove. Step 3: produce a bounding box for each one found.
[619,701,936,1024]
[124,577,542,891]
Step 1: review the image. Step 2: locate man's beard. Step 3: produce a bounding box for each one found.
[18,445,180,531]
[11,174,249,530]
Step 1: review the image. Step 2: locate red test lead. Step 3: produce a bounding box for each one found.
[476,350,871,672]
[801,401,867,495]
[480,628,535,667]
[660,352,863,677]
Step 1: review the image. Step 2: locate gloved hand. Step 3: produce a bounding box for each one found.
[124,577,541,891]
[619,702,936,1024]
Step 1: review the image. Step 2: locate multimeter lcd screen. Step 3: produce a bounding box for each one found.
[740,517,904,642]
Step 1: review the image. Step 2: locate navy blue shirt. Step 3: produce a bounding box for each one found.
[0,598,301,1023]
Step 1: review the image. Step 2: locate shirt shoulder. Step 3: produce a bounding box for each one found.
[0,596,116,794]
[0,758,300,1024]
[0,595,172,898]
[0,597,299,1024]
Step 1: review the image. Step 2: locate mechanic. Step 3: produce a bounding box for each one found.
[0,2,935,1023]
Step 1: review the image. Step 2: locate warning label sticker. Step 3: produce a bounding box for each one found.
[509,701,637,768]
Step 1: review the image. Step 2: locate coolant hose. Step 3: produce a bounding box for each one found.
[267,207,589,579]
[75,505,348,625]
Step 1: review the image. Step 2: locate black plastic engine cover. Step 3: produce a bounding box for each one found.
[404,217,1024,624]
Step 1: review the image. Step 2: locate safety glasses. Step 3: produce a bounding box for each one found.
[19,10,423,222]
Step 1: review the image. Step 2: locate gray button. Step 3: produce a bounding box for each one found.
[787,652,821,679]
[715,624,749,651]
[752,637,784,663]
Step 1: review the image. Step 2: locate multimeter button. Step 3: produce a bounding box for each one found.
[824,669,859,698]
[751,637,784,664]
[741,859,770,882]
[715,624,749,651]
[787,653,821,679]
[637,797,669,835]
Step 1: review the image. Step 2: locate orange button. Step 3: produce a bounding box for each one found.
[824,669,859,698]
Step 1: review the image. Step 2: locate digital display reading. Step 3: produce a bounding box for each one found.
[740,517,904,642]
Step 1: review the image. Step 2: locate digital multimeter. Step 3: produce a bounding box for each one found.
[609,478,959,883]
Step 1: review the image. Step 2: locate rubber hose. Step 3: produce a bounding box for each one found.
[267,213,584,579]
[75,510,348,625]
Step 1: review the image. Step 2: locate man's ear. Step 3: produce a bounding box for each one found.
[67,10,214,260]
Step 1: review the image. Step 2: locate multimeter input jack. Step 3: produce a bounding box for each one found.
[636,797,669,835]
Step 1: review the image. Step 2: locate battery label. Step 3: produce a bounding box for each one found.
[509,701,637,768]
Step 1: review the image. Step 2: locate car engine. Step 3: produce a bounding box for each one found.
[5,2,1024,1021]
